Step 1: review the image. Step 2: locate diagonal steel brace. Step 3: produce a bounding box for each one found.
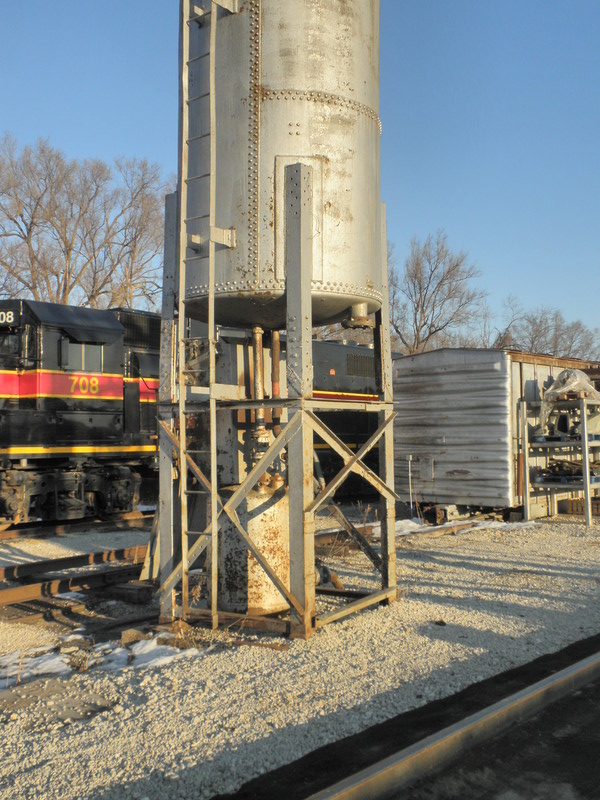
[307,411,399,513]
[158,418,305,616]
[325,497,383,574]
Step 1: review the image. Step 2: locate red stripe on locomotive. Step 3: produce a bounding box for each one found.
[0,370,124,400]
[125,376,159,402]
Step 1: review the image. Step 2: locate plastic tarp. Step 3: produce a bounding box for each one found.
[540,368,600,433]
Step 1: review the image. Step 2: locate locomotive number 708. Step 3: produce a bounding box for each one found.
[69,375,100,394]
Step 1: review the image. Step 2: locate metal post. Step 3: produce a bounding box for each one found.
[207,0,219,629]
[271,330,282,437]
[580,398,592,528]
[285,163,315,638]
[158,192,181,621]
[375,203,397,593]
[252,327,265,418]
[521,399,531,522]
[408,455,413,518]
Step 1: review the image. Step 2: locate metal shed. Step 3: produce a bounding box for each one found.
[392,348,600,513]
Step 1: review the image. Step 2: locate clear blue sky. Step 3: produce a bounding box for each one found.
[1,1,599,330]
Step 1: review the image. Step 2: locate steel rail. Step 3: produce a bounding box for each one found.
[0,510,154,542]
[0,545,148,581]
[0,564,144,607]
[307,649,600,800]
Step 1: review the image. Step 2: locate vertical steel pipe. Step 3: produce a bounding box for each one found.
[271,330,282,437]
[252,326,265,428]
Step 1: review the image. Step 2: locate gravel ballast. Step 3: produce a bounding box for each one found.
[1,518,599,799]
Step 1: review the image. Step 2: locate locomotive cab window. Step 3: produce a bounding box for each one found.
[0,331,19,359]
[60,340,102,372]
[83,343,101,372]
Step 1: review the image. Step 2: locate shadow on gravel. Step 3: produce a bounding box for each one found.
[0,543,41,564]
[211,632,600,800]
[399,547,600,586]
[77,633,600,800]
[397,549,600,615]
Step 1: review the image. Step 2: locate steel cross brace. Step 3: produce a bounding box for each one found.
[313,452,383,574]
[307,410,399,514]
[322,496,384,575]
[158,418,305,617]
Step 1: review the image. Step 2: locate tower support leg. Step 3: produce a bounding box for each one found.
[375,203,397,593]
[285,163,316,638]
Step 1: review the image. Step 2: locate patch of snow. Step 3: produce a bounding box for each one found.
[98,646,130,672]
[128,638,201,670]
[394,519,426,536]
[0,649,71,687]
[60,632,92,643]
[55,591,88,600]
[480,520,539,531]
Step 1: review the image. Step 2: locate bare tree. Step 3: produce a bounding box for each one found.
[487,294,521,349]
[79,157,165,308]
[435,292,600,360]
[0,134,166,309]
[507,302,599,360]
[431,297,495,349]
[389,230,485,353]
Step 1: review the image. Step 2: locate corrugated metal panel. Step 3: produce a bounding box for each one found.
[393,349,512,507]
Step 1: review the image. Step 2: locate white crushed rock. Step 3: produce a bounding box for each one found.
[0,527,150,657]
[0,528,149,567]
[0,622,58,657]
[0,517,599,800]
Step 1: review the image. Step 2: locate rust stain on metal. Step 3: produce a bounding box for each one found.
[213,486,290,615]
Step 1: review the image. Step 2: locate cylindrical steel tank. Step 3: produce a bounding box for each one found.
[183,0,383,329]
[211,483,290,614]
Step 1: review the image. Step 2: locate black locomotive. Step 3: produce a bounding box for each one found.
[0,300,160,527]
[311,338,379,493]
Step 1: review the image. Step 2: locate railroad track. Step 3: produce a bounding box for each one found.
[0,544,148,609]
[217,633,600,800]
[0,509,154,541]
[308,652,600,799]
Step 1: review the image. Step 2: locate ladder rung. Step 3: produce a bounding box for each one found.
[187,53,210,65]
[188,11,210,26]
[187,92,210,103]
[185,172,211,183]
[185,214,211,223]
[185,531,211,537]
[186,134,210,143]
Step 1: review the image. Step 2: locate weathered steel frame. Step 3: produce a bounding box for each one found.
[521,397,598,527]
[158,416,305,616]
[158,3,397,637]
[307,411,398,511]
